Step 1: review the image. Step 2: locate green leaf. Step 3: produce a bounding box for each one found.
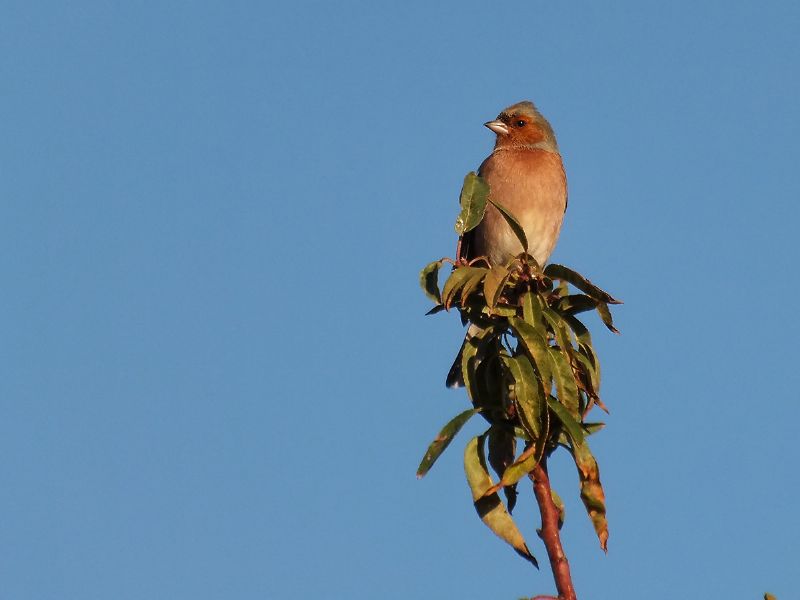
[554,294,598,316]
[542,307,575,357]
[550,488,565,529]
[460,330,482,403]
[546,395,585,445]
[483,264,511,308]
[508,317,552,393]
[596,301,619,333]
[583,422,605,435]
[548,347,580,419]
[482,304,517,317]
[569,440,608,551]
[562,314,594,351]
[455,172,490,235]
[419,261,442,304]
[416,408,480,478]
[459,267,488,307]
[498,443,539,488]
[544,264,621,305]
[487,198,528,252]
[573,351,601,399]
[501,354,544,440]
[442,266,484,310]
[522,291,546,335]
[464,436,538,567]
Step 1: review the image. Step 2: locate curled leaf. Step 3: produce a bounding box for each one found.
[569,440,608,551]
[596,301,619,333]
[420,261,442,304]
[464,436,538,567]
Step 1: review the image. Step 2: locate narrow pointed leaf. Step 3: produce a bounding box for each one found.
[501,354,544,440]
[462,326,494,405]
[464,436,538,567]
[542,308,575,357]
[555,294,598,316]
[596,301,619,333]
[544,264,621,304]
[569,440,608,551]
[498,443,539,488]
[459,267,488,306]
[548,346,580,418]
[508,317,552,393]
[416,408,480,478]
[562,314,592,346]
[483,264,510,308]
[522,291,546,335]
[455,172,490,234]
[442,266,483,310]
[487,198,528,252]
[420,261,442,304]
[583,422,606,435]
[546,395,585,445]
[482,304,517,317]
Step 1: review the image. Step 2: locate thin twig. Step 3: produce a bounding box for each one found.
[531,460,577,600]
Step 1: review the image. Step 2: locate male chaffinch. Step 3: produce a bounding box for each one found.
[460,100,567,268]
[447,101,568,388]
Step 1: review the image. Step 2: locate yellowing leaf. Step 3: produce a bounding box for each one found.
[416,408,480,478]
[464,436,538,567]
[569,440,608,552]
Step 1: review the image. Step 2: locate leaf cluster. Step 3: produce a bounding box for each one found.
[417,172,621,567]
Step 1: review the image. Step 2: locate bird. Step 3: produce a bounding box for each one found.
[447,101,568,387]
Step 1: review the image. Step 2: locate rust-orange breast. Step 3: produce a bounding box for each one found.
[472,148,567,266]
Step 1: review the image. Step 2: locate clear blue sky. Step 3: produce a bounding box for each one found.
[2,1,798,598]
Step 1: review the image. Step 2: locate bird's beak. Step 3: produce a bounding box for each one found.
[484,120,509,136]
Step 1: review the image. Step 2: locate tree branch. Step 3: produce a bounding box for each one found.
[531,460,577,600]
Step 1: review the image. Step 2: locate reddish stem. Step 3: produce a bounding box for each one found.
[531,460,577,600]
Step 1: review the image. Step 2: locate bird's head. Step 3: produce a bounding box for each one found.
[484,101,558,151]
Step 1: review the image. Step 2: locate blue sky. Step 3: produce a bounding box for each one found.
[2,1,799,598]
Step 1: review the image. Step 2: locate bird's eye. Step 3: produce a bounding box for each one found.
[516,120,526,127]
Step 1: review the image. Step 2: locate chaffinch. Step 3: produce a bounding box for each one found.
[447,101,568,387]
[460,100,567,268]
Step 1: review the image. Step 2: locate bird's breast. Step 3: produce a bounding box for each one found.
[474,149,567,266]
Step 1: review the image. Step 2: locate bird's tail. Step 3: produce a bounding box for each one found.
[445,324,481,388]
